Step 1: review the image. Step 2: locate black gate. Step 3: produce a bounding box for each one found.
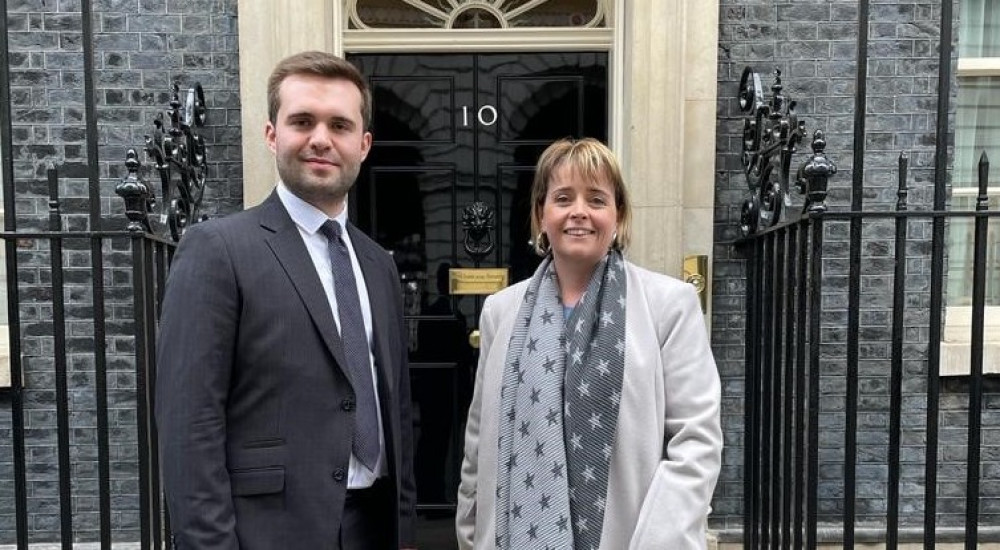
[736,0,999,547]
[739,158,998,548]
[1,174,176,549]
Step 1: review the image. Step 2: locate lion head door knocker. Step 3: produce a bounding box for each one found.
[462,201,495,263]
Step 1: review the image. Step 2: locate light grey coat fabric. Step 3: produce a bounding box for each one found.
[457,261,723,549]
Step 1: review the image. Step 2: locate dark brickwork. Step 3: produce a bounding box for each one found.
[0,0,241,543]
[711,0,998,541]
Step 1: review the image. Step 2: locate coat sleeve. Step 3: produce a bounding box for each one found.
[155,222,241,550]
[630,283,723,549]
[456,293,498,550]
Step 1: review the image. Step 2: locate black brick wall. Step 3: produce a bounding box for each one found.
[0,0,241,542]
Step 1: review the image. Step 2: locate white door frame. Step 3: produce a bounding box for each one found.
[236,0,718,292]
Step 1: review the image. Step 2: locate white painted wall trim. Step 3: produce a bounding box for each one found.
[343,28,614,52]
[237,0,340,208]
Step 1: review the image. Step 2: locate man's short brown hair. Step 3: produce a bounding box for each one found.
[267,51,372,130]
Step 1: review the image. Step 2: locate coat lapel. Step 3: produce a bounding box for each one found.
[349,223,397,398]
[257,193,351,377]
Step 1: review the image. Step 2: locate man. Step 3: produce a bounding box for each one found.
[156,51,416,549]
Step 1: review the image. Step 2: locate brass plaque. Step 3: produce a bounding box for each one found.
[449,268,509,295]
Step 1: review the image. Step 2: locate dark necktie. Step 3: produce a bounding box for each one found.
[319,220,379,471]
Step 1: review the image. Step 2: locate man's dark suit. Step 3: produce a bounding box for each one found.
[155,192,416,549]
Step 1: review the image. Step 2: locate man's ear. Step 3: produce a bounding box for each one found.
[264,121,277,154]
[360,131,373,161]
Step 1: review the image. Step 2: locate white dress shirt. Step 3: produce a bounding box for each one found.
[277,182,387,488]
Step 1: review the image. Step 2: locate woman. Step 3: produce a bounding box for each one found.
[456,138,722,549]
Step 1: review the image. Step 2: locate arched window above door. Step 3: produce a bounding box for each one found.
[346,0,607,30]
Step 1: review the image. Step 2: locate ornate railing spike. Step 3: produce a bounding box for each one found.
[896,152,909,211]
[738,66,835,235]
[118,82,209,240]
[796,131,836,213]
[116,148,153,233]
[977,151,991,211]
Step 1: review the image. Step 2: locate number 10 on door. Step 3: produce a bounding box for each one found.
[461,105,498,127]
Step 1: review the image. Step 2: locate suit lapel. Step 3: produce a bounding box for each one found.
[258,193,351,376]
[349,223,397,398]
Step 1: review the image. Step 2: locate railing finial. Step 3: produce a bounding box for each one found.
[769,67,784,120]
[796,130,836,213]
[977,151,990,211]
[116,148,153,233]
[47,166,62,232]
[896,152,909,211]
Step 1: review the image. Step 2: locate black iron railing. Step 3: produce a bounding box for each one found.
[734,2,998,540]
[0,1,191,546]
[118,82,209,242]
[4,166,175,549]
[738,152,997,548]
[734,0,1000,546]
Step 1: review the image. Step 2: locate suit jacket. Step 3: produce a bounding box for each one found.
[456,261,722,549]
[155,192,416,549]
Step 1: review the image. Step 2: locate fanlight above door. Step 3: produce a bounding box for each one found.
[347,0,607,29]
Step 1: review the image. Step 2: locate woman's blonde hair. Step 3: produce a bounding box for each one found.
[529,137,632,256]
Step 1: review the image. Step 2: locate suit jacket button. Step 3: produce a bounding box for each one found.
[333,469,346,482]
[341,399,355,411]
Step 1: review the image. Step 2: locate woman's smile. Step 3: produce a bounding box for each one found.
[541,164,619,269]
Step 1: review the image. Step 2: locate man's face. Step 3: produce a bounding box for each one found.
[265,73,372,216]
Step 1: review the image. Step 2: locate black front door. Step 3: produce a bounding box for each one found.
[348,52,607,545]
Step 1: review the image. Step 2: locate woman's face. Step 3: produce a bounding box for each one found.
[540,164,619,269]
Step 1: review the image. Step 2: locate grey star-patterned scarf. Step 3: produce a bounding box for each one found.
[495,251,627,550]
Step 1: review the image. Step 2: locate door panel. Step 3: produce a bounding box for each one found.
[348,52,607,543]
[371,76,459,143]
[497,76,585,140]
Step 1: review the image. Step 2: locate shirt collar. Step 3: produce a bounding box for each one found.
[276,182,349,235]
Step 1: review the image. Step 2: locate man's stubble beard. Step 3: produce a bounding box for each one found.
[278,157,361,209]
